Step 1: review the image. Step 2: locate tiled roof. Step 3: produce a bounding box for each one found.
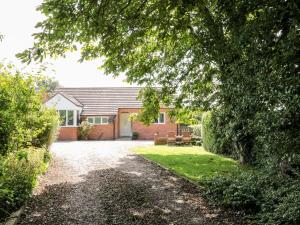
[55,87,143,115]
[58,92,83,107]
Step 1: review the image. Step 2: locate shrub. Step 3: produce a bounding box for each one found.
[0,64,59,155]
[0,147,47,219]
[132,132,139,140]
[201,171,300,225]
[201,172,261,213]
[79,121,92,140]
[32,108,59,149]
[190,124,201,137]
[201,111,234,156]
[201,112,216,152]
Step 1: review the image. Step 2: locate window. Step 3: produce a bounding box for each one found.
[58,110,75,126]
[101,117,109,124]
[95,117,101,124]
[154,113,165,124]
[67,110,74,126]
[87,116,109,125]
[88,117,94,124]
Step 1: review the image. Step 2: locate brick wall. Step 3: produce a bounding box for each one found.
[80,116,115,140]
[117,108,177,140]
[88,124,114,140]
[57,109,177,141]
[58,127,78,141]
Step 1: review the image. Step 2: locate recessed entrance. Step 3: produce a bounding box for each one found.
[120,113,132,137]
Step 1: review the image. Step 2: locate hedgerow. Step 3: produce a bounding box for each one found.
[201,171,300,225]
[0,63,59,221]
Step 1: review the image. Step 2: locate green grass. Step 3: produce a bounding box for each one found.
[132,145,245,182]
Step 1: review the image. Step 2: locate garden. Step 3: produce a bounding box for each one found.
[5,0,300,224]
[134,110,300,225]
[0,63,59,222]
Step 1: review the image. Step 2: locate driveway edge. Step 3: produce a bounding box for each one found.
[4,205,25,225]
[131,151,203,190]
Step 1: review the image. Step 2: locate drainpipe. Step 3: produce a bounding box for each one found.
[112,115,116,140]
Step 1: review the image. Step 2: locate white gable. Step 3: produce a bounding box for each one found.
[45,94,82,111]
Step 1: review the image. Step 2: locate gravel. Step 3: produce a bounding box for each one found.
[18,141,246,225]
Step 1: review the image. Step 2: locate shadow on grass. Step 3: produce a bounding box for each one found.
[18,154,245,225]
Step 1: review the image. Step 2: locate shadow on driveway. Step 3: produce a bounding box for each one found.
[19,152,245,225]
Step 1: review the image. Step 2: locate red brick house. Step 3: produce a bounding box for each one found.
[45,87,177,141]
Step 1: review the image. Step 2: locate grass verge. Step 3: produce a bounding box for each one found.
[132,145,246,182]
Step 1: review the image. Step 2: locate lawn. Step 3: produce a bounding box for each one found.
[132,145,244,182]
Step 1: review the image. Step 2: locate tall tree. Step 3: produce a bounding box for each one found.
[18,0,300,165]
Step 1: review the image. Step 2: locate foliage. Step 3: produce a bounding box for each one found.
[19,0,300,169]
[0,63,59,155]
[128,113,139,122]
[31,108,59,149]
[190,124,201,137]
[0,148,47,219]
[133,146,241,182]
[201,171,300,225]
[201,112,217,152]
[170,109,202,125]
[137,87,160,125]
[0,63,58,220]
[201,172,260,213]
[35,75,59,94]
[202,111,236,158]
[79,121,92,140]
[131,131,139,140]
[0,64,41,155]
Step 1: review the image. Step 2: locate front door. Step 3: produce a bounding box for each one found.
[120,113,132,137]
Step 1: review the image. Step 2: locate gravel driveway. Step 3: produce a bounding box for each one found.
[19,141,245,225]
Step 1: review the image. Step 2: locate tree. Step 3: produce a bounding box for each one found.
[35,75,59,94]
[18,0,300,166]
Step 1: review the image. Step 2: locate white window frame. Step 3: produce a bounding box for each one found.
[154,112,165,124]
[58,110,76,127]
[87,116,109,125]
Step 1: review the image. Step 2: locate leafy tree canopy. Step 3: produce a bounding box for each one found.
[18,0,300,166]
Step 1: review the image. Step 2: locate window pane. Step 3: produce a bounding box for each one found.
[77,110,80,125]
[102,117,108,124]
[67,110,74,126]
[59,110,66,126]
[95,117,101,124]
[159,113,165,123]
[88,117,94,124]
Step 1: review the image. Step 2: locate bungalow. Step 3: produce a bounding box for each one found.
[45,87,177,140]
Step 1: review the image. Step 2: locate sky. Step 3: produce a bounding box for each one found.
[0,0,131,87]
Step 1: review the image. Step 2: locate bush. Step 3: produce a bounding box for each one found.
[201,171,300,225]
[79,121,92,140]
[0,147,47,219]
[190,124,202,137]
[132,131,139,140]
[201,112,217,152]
[0,64,58,221]
[32,108,59,149]
[0,64,59,155]
[201,111,234,156]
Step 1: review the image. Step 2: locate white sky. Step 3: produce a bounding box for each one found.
[0,0,132,87]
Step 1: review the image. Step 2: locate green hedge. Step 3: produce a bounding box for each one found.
[0,63,59,221]
[0,148,48,219]
[200,171,300,225]
[201,112,217,152]
[201,111,234,156]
